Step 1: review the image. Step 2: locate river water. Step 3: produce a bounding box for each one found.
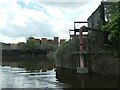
[0,59,119,89]
[0,60,70,89]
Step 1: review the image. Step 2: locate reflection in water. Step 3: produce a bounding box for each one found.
[1,66,66,89]
[2,59,54,72]
[1,59,119,89]
[1,59,69,89]
[56,68,119,88]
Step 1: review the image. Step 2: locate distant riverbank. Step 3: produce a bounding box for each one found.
[2,49,48,61]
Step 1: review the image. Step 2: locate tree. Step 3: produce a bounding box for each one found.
[20,36,40,56]
[56,38,79,60]
[102,1,120,39]
[25,36,40,51]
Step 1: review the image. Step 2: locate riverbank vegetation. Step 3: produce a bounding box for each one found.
[56,39,79,59]
[46,38,79,64]
[18,36,58,58]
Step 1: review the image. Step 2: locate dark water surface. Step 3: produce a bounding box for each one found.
[0,59,119,89]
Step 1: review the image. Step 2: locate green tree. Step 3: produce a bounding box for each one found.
[102,1,120,39]
[20,36,40,56]
[24,36,40,51]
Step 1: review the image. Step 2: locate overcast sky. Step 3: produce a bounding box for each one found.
[0,0,103,43]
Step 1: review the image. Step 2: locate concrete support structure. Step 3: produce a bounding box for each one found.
[77,26,88,74]
[79,31,84,68]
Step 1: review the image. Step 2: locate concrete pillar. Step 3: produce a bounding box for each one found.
[77,27,88,74]
[80,32,84,68]
[80,55,84,68]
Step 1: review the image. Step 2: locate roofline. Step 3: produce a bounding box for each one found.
[87,1,115,21]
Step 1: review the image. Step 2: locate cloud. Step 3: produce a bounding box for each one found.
[0,0,102,43]
[0,35,26,44]
[41,2,87,9]
[0,0,57,37]
[0,19,57,37]
[105,0,120,2]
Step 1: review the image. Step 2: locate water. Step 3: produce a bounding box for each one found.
[56,68,119,88]
[0,60,70,89]
[0,60,119,89]
[1,66,68,89]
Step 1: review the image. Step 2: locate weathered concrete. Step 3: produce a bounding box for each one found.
[90,53,119,76]
[56,51,120,76]
[77,67,88,74]
[56,53,80,70]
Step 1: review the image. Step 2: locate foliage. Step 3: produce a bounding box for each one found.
[23,36,40,51]
[102,1,120,39]
[20,36,59,56]
[47,51,56,61]
[105,1,120,21]
[46,45,58,62]
[102,14,120,39]
[41,44,58,52]
[56,39,79,59]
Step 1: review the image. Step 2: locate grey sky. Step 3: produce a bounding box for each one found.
[0,0,102,43]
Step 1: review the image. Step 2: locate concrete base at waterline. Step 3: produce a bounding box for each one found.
[77,67,88,74]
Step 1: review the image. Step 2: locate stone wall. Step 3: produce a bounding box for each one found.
[56,38,119,76]
[56,39,80,70]
[56,48,120,76]
[56,53,79,70]
[90,52,120,76]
